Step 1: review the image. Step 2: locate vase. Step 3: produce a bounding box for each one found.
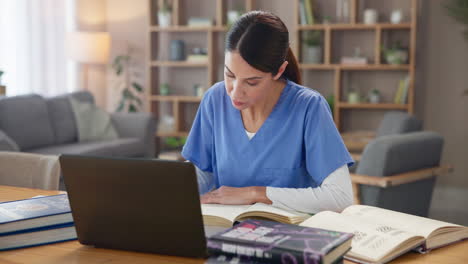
[390,10,403,24]
[158,12,171,27]
[170,40,185,61]
[348,92,360,104]
[363,9,378,24]
[385,50,408,65]
[369,93,380,103]
[303,46,322,64]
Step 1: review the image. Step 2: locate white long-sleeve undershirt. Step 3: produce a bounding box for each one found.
[195,164,353,214]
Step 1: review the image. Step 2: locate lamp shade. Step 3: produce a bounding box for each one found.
[67,31,110,64]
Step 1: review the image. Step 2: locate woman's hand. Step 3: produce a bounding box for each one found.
[200,186,272,205]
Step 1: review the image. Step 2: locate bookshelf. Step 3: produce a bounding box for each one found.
[294,0,418,130]
[147,0,418,154]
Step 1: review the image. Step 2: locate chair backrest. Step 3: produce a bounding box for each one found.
[376,111,423,138]
[356,131,444,217]
[0,151,61,190]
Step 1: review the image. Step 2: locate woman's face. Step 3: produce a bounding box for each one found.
[224,51,276,110]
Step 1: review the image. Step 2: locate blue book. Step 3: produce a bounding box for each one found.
[207,219,353,264]
[0,194,73,235]
[0,222,77,251]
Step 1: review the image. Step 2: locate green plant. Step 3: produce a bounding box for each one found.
[159,0,172,13]
[326,94,335,117]
[444,0,468,40]
[111,49,144,113]
[165,137,187,149]
[303,31,321,47]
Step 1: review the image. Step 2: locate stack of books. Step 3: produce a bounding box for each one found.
[394,75,411,104]
[0,194,76,251]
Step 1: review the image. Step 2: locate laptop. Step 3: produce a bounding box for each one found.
[59,155,225,258]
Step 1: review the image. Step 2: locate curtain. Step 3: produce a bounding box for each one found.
[0,0,77,96]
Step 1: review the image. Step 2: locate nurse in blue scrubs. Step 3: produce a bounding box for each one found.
[182,11,354,213]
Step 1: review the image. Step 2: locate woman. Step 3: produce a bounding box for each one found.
[182,11,354,214]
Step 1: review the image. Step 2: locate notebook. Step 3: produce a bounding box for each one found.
[60,155,225,258]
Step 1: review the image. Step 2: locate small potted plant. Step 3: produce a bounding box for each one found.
[382,42,408,65]
[158,0,172,27]
[303,31,322,64]
[368,88,380,103]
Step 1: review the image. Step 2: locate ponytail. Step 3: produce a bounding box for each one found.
[283,47,302,85]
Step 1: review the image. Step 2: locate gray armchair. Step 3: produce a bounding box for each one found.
[350,131,453,217]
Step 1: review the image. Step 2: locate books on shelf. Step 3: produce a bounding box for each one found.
[0,194,76,250]
[300,205,468,264]
[340,56,368,65]
[207,219,353,264]
[0,194,73,235]
[188,17,212,27]
[0,222,76,251]
[201,203,310,228]
[187,54,208,63]
[394,75,410,104]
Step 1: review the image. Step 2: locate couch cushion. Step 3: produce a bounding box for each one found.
[0,94,55,150]
[0,130,20,151]
[70,97,119,142]
[29,138,145,157]
[46,91,96,145]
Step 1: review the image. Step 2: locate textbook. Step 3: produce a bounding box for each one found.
[201,203,311,227]
[0,194,72,235]
[0,222,76,251]
[207,219,353,264]
[300,205,468,264]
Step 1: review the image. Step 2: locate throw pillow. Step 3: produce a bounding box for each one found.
[69,97,119,142]
[0,130,20,151]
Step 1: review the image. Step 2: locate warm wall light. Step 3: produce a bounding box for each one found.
[66,31,110,90]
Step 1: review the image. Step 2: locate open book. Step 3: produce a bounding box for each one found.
[201,203,310,228]
[300,205,468,264]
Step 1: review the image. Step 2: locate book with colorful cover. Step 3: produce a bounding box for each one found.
[207,219,353,264]
[0,194,72,235]
[0,222,76,251]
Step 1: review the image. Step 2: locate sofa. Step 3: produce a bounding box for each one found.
[0,91,157,189]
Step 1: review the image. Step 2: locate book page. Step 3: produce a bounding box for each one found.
[300,211,424,263]
[342,205,462,238]
[241,203,310,219]
[201,204,251,223]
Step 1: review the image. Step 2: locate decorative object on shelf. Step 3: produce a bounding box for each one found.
[187,47,208,62]
[347,87,360,104]
[0,70,5,96]
[111,47,144,113]
[368,89,381,103]
[382,42,408,65]
[188,17,212,27]
[444,0,468,41]
[227,10,242,27]
[390,9,403,24]
[164,136,187,150]
[160,83,170,95]
[363,9,378,24]
[158,0,172,27]
[341,47,368,65]
[323,15,332,24]
[336,0,350,23]
[193,84,205,97]
[170,40,185,61]
[302,31,322,64]
[159,115,175,133]
[326,94,335,116]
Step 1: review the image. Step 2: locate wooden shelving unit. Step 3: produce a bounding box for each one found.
[148,0,255,139]
[148,0,419,146]
[293,0,418,130]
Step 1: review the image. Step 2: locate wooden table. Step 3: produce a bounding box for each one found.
[1,185,467,264]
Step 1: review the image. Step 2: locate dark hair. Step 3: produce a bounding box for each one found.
[225,11,302,85]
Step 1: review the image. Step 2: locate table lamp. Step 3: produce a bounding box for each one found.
[66,31,110,90]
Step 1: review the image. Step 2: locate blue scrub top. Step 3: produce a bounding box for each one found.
[182,79,354,189]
